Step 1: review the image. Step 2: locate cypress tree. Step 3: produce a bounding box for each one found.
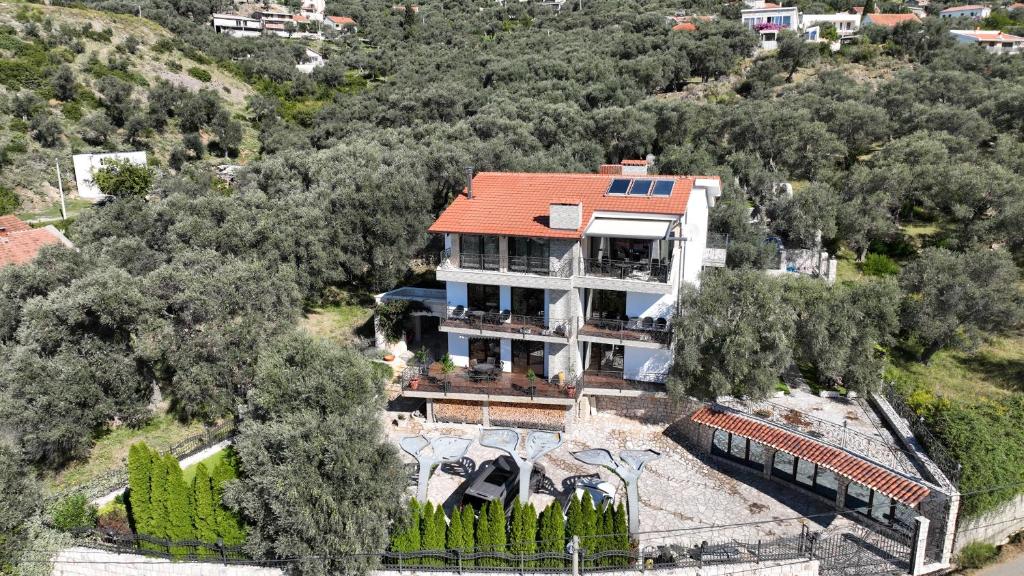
[598,502,614,566]
[191,463,217,544]
[164,454,194,554]
[211,458,245,544]
[523,503,538,567]
[423,503,446,566]
[488,500,506,564]
[461,506,476,566]
[509,500,525,555]
[538,503,565,568]
[148,448,169,539]
[127,443,153,536]
[613,501,629,567]
[566,493,583,541]
[446,504,464,553]
[581,490,597,566]
[391,499,421,553]
[475,506,491,566]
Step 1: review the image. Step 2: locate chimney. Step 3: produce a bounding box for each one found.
[550,201,582,230]
[621,159,649,176]
[465,166,474,200]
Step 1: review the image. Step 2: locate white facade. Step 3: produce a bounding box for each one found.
[295,49,325,73]
[800,12,861,37]
[940,5,992,18]
[211,13,262,37]
[741,6,801,49]
[72,151,147,200]
[950,29,1024,53]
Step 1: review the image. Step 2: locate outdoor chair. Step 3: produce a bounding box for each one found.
[641,317,655,330]
[655,317,668,331]
[451,305,466,321]
[499,309,511,323]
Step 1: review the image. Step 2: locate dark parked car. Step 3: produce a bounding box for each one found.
[458,455,545,513]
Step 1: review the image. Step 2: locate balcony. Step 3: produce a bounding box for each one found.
[578,315,671,348]
[439,306,571,342]
[581,257,670,283]
[455,252,501,271]
[399,365,580,406]
[581,370,670,397]
[436,249,573,289]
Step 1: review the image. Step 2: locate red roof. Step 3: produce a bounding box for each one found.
[941,4,987,11]
[863,13,920,26]
[1011,3,1024,10]
[327,15,356,25]
[692,406,931,506]
[621,159,649,166]
[0,215,32,235]
[598,164,623,175]
[292,14,309,22]
[958,29,1024,41]
[0,217,68,267]
[428,172,709,239]
[673,21,698,31]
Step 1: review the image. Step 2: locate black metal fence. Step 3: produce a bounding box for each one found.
[642,532,810,570]
[70,528,252,564]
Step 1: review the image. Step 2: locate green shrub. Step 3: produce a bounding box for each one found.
[152,38,175,53]
[0,186,20,215]
[187,67,211,82]
[861,253,900,277]
[958,542,998,569]
[62,100,83,121]
[167,59,182,72]
[51,493,98,531]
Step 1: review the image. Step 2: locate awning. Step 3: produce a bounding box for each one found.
[585,218,672,239]
[692,406,931,506]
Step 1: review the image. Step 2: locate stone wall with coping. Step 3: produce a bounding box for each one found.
[954,492,1024,554]
[51,548,283,576]
[587,394,701,425]
[376,558,820,576]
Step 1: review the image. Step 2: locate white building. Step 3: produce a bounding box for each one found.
[299,0,325,20]
[323,15,357,32]
[940,4,992,18]
[295,49,325,73]
[741,4,801,49]
[800,11,861,39]
[211,13,262,37]
[950,29,1024,53]
[71,151,147,200]
[380,163,724,430]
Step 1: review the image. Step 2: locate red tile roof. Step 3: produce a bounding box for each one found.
[327,15,356,25]
[598,164,623,175]
[621,159,649,166]
[692,406,931,506]
[941,4,987,11]
[0,218,68,267]
[673,22,698,31]
[863,13,920,26]
[0,215,32,235]
[292,14,309,22]
[428,172,707,239]
[957,29,1024,41]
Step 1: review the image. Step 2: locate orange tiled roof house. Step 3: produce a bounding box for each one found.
[376,163,724,431]
[0,215,74,267]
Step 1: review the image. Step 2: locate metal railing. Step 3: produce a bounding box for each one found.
[458,252,501,271]
[581,257,669,283]
[438,249,574,278]
[580,315,671,344]
[442,307,571,338]
[400,365,579,401]
[580,370,669,392]
[880,384,961,487]
[67,528,251,564]
[508,255,552,275]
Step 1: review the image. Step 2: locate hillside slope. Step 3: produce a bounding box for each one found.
[0,2,260,214]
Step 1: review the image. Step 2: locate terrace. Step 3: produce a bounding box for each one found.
[400,365,580,406]
[438,306,571,342]
[578,314,671,347]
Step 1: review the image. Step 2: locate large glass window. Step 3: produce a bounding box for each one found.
[587,343,624,373]
[773,452,796,480]
[712,430,729,456]
[846,482,871,513]
[467,284,500,313]
[468,338,500,365]
[460,235,499,270]
[813,468,838,501]
[729,435,747,460]
[795,459,815,488]
[871,492,894,522]
[747,442,765,471]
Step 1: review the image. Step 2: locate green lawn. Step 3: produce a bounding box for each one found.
[182,447,231,483]
[886,330,1024,404]
[300,294,375,345]
[44,412,205,495]
[17,197,94,222]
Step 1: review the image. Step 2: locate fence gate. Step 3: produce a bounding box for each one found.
[811,525,912,576]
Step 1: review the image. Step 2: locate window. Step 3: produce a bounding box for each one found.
[813,468,838,501]
[747,441,765,471]
[461,235,499,270]
[712,430,729,456]
[467,284,500,312]
[773,452,796,480]
[872,492,894,522]
[795,459,815,488]
[729,435,747,460]
[846,482,871,513]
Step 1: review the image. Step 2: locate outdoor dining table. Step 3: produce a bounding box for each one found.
[473,363,495,373]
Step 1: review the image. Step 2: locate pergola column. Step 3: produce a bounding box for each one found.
[836,476,852,510]
[762,448,777,480]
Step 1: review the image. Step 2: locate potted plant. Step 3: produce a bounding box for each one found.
[526,368,537,391]
[440,353,456,389]
[408,371,421,390]
[566,377,576,398]
[414,346,429,366]
[383,352,395,362]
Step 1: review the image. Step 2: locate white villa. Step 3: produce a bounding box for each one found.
[950,29,1024,53]
[211,13,262,37]
[379,163,724,430]
[801,11,861,40]
[741,3,800,49]
[940,4,992,18]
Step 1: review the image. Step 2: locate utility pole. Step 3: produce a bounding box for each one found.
[55,160,67,221]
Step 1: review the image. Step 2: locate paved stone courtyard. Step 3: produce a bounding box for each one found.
[384,406,858,547]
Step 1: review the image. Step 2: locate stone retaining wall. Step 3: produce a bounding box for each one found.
[51,548,283,576]
[587,394,700,425]
[954,492,1024,554]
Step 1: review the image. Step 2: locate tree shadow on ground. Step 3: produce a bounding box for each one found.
[958,353,1024,394]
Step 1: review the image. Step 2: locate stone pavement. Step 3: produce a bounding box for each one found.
[384,409,854,548]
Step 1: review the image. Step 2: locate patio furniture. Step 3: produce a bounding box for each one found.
[474,362,495,374]
[641,317,655,330]
[451,305,466,320]
[486,356,496,366]
[499,309,511,323]
[655,317,668,331]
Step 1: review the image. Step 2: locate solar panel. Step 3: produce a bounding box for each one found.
[607,179,631,195]
[629,180,652,196]
[651,180,674,196]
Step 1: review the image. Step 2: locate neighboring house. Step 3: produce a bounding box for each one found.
[667,14,714,31]
[72,151,147,200]
[1011,2,1024,11]
[392,4,420,13]
[801,11,862,38]
[296,48,325,73]
[211,13,262,37]
[940,4,992,18]
[950,28,1024,53]
[323,15,358,32]
[860,12,921,26]
[0,215,74,267]
[378,163,724,430]
[742,5,801,49]
[299,0,325,20]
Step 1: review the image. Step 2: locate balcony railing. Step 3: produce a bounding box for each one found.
[579,315,672,345]
[441,306,571,338]
[438,249,574,278]
[581,370,669,393]
[581,257,669,283]
[400,365,582,401]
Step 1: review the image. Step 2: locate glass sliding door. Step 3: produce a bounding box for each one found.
[511,341,544,377]
[508,237,550,275]
[460,235,499,270]
[467,283,500,313]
